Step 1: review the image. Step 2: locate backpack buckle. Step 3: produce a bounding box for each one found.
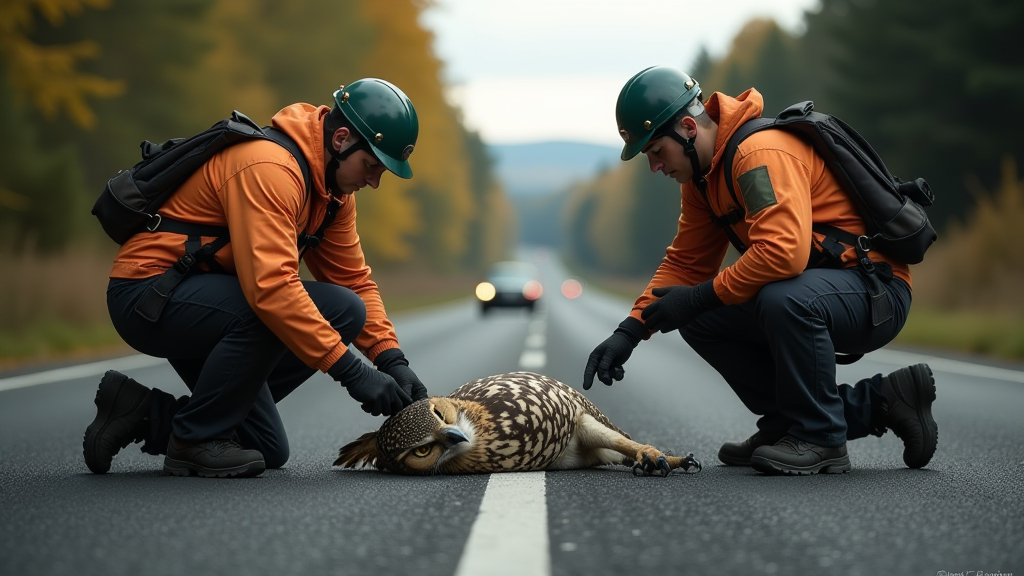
[145,213,163,232]
[174,252,197,273]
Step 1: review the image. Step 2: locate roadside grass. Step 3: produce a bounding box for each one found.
[898,306,1024,360]
[0,320,129,369]
[563,160,1024,362]
[0,244,477,368]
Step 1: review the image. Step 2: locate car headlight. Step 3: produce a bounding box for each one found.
[475,282,496,301]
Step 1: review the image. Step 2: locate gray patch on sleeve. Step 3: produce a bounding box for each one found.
[736,165,777,215]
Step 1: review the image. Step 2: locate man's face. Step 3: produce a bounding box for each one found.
[330,127,388,195]
[333,148,386,195]
[642,134,692,184]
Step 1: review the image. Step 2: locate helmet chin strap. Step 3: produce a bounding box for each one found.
[325,138,367,195]
[664,130,707,193]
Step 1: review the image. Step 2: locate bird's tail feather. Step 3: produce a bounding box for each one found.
[334,431,381,469]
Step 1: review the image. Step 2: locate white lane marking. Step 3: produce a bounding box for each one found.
[454,472,550,576]
[519,311,547,370]
[519,350,547,369]
[525,333,546,348]
[867,349,1024,383]
[0,354,166,393]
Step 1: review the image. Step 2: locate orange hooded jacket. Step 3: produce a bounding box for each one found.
[629,89,912,324]
[110,104,399,372]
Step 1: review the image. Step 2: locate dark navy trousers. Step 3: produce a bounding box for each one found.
[107,274,367,468]
[680,267,912,447]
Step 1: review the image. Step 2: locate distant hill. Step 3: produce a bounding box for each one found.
[488,141,621,197]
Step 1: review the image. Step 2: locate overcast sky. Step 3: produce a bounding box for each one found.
[420,0,820,146]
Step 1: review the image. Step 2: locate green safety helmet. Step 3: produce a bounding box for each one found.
[333,78,419,179]
[615,66,703,161]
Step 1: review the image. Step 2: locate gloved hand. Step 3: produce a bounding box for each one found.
[583,317,648,390]
[328,350,412,416]
[373,348,429,401]
[640,280,724,334]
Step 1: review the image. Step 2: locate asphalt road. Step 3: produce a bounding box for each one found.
[2,249,1022,576]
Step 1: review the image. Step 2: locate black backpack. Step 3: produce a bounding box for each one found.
[717,101,938,353]
[720,100,937,266]
[92,110,339,321]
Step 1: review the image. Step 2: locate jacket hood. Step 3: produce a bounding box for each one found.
[271,103,331,202]
[706,88,765,171]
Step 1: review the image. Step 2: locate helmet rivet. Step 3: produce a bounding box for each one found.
[644,120,652,130]
[375,133,383,142]
[685,80,695,90]
[341,92,350,103]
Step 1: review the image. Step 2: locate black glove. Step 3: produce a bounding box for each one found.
[373,348,429,401]
[640,280,724,334]
[583,317,647,390]
[328,350,412,416]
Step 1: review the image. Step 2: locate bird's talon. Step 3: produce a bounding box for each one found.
[680,453,702,474]
[657,456,671,476]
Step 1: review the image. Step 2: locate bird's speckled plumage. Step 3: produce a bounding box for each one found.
[334,372,700,476]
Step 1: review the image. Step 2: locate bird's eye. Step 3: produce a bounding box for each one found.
[413,445,432,457]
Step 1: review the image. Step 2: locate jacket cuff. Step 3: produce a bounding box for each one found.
[373,347,407,370]
[615,316,649,346]
[365,339,400,364]
[316,341,350,373]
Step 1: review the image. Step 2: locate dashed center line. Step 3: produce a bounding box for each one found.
[518,312,547,370]
[456,309,551,574]
[454,471,550,576]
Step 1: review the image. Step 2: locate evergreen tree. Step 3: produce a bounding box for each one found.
[820,0,1024,229]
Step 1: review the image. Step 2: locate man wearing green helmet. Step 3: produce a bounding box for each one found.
[84,79,429,478]
[582,66,936,476]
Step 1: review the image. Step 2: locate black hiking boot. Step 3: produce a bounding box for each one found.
[164,434,265,478]
[750,435,851,475]
[878,363,937,469]
[83,370,152,474]
[718,430,787,466]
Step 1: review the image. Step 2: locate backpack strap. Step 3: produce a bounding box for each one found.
[134,126,317,322]
[263,127,341,255]
[715,117,776,254]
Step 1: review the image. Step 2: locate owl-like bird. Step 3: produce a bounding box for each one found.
[334,371,701,476]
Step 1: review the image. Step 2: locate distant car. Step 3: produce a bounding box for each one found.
[475,261,543,314]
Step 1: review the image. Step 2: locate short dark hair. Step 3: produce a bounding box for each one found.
[324,106,359,143]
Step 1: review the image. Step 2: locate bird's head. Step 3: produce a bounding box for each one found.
[334,397,477,474]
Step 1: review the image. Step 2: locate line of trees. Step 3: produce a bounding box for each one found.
[563,0,1024,276]
[0,0,512,271]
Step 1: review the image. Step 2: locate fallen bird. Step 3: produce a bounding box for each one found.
[334,371,701,476]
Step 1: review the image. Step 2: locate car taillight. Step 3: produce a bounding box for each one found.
[560,278,583,299]
[476,282,496,301]
[522,280,543,301]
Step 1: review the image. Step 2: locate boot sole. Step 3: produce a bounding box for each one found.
[893,364,938,468]
[750,454,851,476]
[163,457,266,478]
[718,452,752,467]
[83,371,142,475]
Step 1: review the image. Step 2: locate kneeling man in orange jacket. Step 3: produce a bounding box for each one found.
[84,79,428,478]
[583,67,937,476]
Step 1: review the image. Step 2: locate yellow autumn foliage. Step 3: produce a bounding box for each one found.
[354,0,477,266]
[0,0,123,128]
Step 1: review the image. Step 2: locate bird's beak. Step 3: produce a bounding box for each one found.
[441,427,469,446]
